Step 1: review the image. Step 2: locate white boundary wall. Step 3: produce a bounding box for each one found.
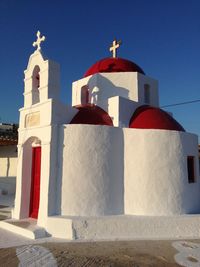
[0,146,17,177]
[0,145,17,194]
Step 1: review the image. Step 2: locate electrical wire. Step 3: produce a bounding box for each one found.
[161,99,200,108]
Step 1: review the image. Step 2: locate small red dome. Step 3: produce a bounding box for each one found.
[70,104,113,126]
[84,57,145,77]
[129,105,185,132]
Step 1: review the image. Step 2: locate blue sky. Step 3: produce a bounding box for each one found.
[0,0,200,139]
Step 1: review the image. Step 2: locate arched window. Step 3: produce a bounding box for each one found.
[81,85,89,105]
[144,84,150,104]
[32,66,40,105]
[91,87,99,104]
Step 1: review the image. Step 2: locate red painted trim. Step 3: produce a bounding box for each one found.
[29,146,41,219]
[129,105,185,131]
[70,104,113,126]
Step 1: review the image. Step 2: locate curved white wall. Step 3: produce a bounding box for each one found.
[124,129,200,215]
[59,124,124,216]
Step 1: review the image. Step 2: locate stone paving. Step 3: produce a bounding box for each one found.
[1,238,200,266]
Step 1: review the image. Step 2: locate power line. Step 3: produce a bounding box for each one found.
[161,99,200,108]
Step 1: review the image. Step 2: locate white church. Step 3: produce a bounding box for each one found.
[1,32,200,240]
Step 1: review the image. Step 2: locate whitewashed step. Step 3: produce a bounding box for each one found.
[0,218,48,239]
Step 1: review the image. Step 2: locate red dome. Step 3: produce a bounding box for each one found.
[84,57,145,77]
[129,105,185,132]
[70,104,113,126]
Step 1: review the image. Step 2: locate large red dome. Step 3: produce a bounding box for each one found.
[129,105,185,132]
[84,57,145,77]
[70,104,113,126]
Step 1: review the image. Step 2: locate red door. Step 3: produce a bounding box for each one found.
[29,147,41,219]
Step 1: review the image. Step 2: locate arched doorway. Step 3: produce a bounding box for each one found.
[20,137,42,219]
[29,145,41,219]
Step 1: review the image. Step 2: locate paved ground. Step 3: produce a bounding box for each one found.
[1,238,200,266]
[1,195,200,266]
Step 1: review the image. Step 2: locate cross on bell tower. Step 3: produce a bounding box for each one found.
[33,31,46,51]
[109,39,122,58]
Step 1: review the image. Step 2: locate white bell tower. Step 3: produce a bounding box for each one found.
[23,31,60,109]
[13,31,62,226]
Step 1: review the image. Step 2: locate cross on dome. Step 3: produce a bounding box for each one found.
[109,39,122,58]
[33,31,46,51]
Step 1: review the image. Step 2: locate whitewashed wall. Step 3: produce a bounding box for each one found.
[59,124,124,216]
[0,146,17,177]
[72,72,158,111]
[0,145,17,194]
[124,129,200,215]
[108,96,140,127]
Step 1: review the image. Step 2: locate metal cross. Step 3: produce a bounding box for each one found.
[109,39,122,58]
[33,31,46,51]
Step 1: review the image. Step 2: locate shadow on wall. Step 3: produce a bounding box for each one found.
[56,125,64,215]
[0,146,17,194]
[105,126,124,215]
[87,74,129,109]
[0,146,18,178]
[6,157,10,177]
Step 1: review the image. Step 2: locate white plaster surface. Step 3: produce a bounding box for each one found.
[108,96,140,127]
[0,227,62,249]
[58,125,200,217]
[0,219,47,239]
[14,214,200,241]
[3,213,200,241]
[0,145,17,194]
[59,124,124,216]
[0,145,17,177]
[72,72,159,111]
[124,129,200,215]
[46,216,73,239]
[71,215,200,240]
[24,50,60,108]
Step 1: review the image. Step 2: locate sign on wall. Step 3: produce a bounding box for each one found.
[25,112,40,128]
